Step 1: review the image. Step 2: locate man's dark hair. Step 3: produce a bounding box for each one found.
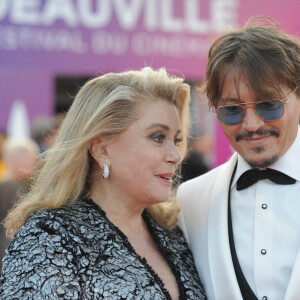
[202,17,300,108]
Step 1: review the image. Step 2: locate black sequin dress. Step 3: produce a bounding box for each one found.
[0,198,206,300]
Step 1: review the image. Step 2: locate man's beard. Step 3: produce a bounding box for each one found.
[236,128,280,168]
[246,153,280,168]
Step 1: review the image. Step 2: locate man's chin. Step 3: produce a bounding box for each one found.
[245,154,280,169]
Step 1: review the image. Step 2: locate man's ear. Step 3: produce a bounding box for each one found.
[89,137,109,167]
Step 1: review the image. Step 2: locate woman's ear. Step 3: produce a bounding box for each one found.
[89,137,109,167]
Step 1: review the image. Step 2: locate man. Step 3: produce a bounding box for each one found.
[178,17,300,300]
[0,131,7,182]
[0,137,39,270]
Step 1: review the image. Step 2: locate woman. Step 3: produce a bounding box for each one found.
[0,67,206,299]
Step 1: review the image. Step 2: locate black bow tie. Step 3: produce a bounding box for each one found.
[236,168,296,191]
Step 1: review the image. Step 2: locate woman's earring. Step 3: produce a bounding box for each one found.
[102,163,110,179]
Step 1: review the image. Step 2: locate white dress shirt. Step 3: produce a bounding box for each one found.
[231,127,300,300]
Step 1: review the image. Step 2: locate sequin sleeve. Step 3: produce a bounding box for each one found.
[0,210,81,300]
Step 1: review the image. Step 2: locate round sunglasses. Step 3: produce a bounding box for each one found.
[214,88,297,126]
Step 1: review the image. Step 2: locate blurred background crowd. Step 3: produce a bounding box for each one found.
[0,114,64,269]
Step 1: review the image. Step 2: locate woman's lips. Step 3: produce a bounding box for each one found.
[155,173,173,186]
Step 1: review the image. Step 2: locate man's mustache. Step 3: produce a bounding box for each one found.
[235,128,280,142]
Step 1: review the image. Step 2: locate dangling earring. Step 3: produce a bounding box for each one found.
[102,163,110,179]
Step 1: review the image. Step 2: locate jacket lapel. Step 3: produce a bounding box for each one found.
[284,248,300,299]
[207,153,243,300]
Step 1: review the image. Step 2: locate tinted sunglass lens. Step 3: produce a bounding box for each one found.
[217,106,244,125]
[256,100,284,121]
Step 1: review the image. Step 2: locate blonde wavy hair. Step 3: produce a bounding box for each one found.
[4,67,190,238]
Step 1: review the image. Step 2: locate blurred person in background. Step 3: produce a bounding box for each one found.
[0,68,206,299]
[178,17,300,300]
[31,114,63,153]
[0,131,7,182]
[0,137,39,270]
[180,134,214,183]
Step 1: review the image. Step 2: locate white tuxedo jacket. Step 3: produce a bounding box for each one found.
[177,152,300,300]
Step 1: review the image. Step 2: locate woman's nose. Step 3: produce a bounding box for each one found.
[166,143,181,165]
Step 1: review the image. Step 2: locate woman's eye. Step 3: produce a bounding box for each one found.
[174,137,182,146]
[150,133,166,143]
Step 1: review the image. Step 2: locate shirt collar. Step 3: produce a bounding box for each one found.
[232,126,300,188]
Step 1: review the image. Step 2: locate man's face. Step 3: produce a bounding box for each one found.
[217,73,300,168]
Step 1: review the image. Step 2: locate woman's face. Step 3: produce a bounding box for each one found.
[105,98,182,208]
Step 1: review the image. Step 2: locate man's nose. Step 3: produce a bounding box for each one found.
[241,106,265,132]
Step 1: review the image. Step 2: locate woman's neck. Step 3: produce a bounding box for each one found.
[89,180,147,236]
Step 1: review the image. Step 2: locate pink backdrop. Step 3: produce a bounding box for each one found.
[0,0,299,165]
